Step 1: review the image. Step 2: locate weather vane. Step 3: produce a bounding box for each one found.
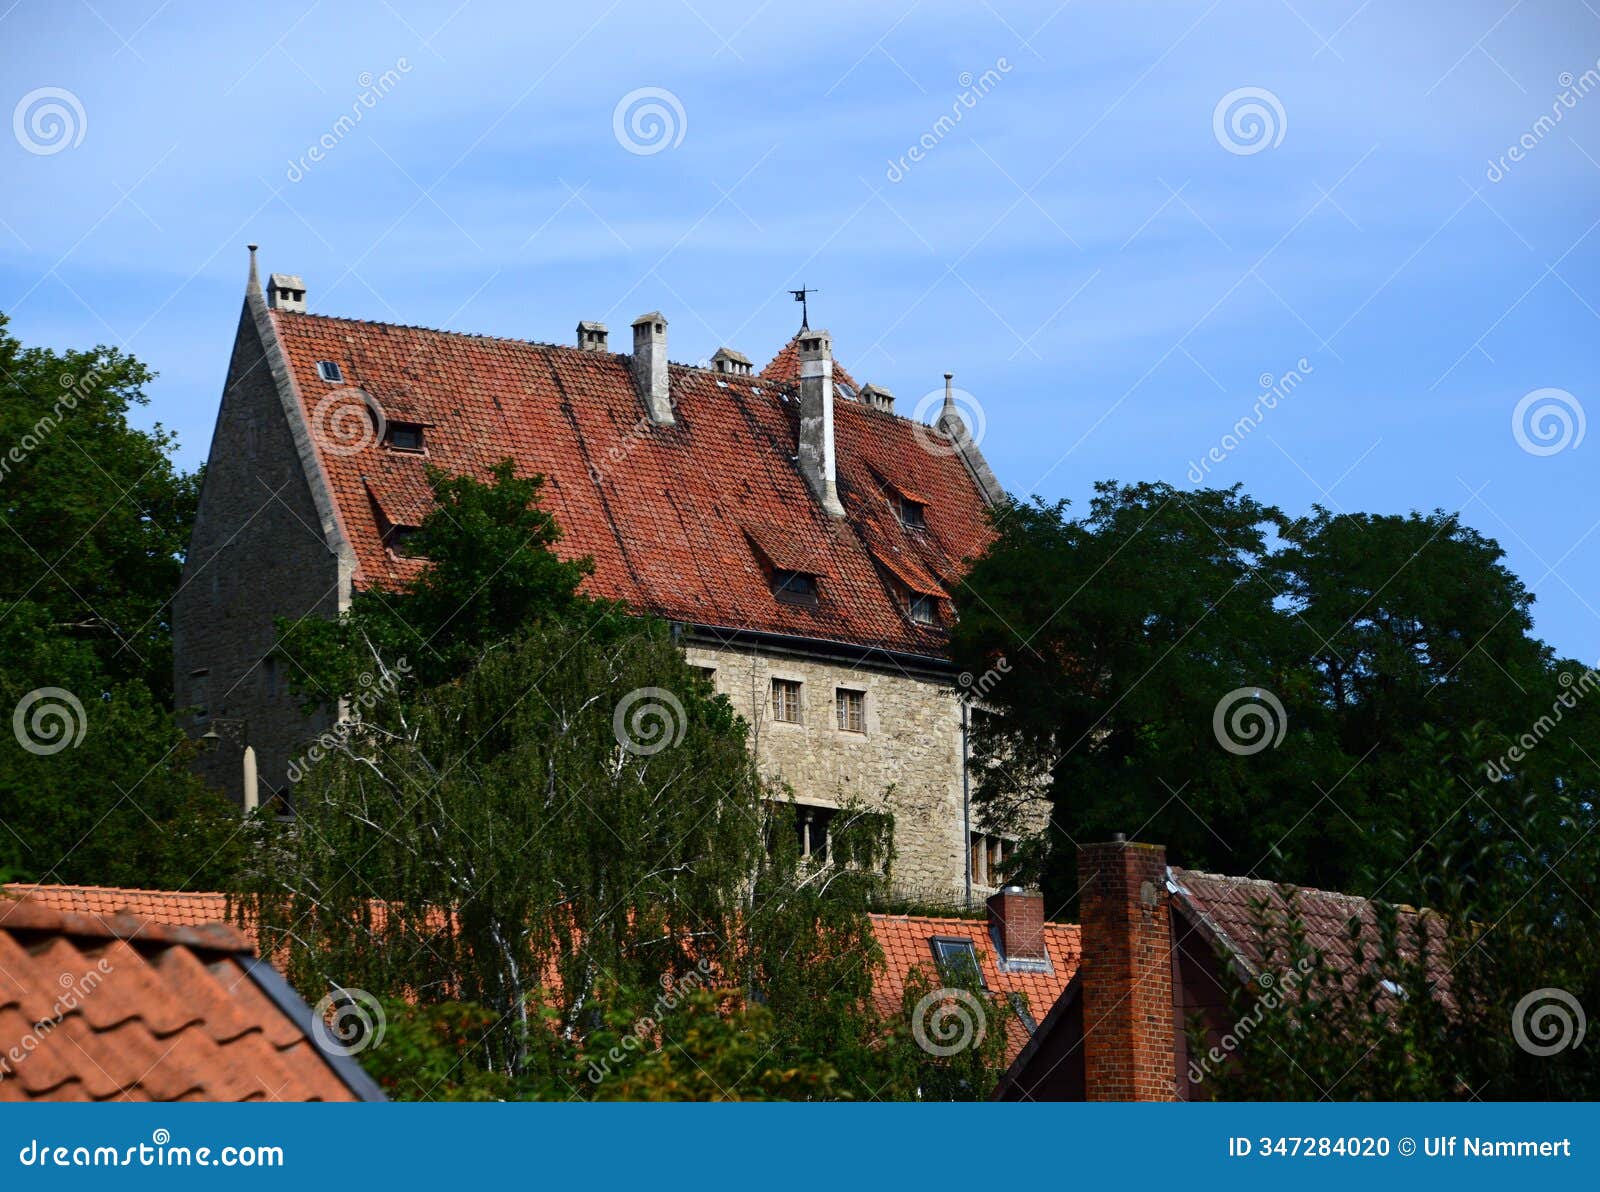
[789,285,817,331]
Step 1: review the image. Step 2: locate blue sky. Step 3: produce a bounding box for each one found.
[3,0,1599,659]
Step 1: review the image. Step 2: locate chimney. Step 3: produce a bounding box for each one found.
[859,383,895,413]
[266,272,306,313]
[1077,838,1177,1101]
[631,312,674,425]
[577,321,609,352]
[711,347,752,377]
[796,329,844,518]
[987,884,1046,966]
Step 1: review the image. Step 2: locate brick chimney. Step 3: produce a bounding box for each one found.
[987,884,1046,966]
[577,320,609,352]
[631,312,673,425]
[796,329,844,518]
[1077,837,1177,1101]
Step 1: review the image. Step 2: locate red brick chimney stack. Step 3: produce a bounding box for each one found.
[986,884,1046,964]
[1077,836,1177,1101]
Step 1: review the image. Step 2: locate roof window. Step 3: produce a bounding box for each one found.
[316,360,343,383]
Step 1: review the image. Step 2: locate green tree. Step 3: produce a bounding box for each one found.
[0,313,242,888]
[953,481,1585,904]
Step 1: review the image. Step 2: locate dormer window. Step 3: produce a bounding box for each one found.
[387,525,421,557]
[908,593,939,626]
[773,569,818,605]
[385,422,425,453]
[316,360,344,383]
[898,497,927,530]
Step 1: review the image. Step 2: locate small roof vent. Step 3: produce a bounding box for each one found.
[267,273,306,313]
[711,347,752,376]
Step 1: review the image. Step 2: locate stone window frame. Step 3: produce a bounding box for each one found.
[770,676,804,725]
[834,686,866,734]
[968,832,1011,889]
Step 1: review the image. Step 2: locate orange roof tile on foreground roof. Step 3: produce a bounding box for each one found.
[271,312,993,659]
[0,894,382,1102]
[869,913,1080,1064]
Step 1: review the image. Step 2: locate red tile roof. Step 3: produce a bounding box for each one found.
[869,913,1080,1062]
[0,893,376,1102]
[270,312,994,658]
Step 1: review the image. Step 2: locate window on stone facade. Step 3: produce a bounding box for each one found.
[189,669,210,723]
[316,360,343,383]
[969,833,1007,888]
[930,937,986,988]
[908,593,939,625]
[694,665,716,685]
[262,657,278,700]
[771,678,802,724]
[835,688,865,733]
[794,804,835,862]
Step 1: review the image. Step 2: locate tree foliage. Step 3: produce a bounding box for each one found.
[952,481,1594,907]
[0,313,242,887]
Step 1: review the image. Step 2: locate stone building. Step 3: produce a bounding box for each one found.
[173,249,1033,903]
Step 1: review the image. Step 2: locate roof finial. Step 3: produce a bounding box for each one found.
[246,243,261,296]
[789,285,817,332]
[943,371,955,411]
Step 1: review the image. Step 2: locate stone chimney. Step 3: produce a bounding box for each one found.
[266,272,306,313]
[577,321,609,352]
[987,884,1046,966]
[859,383,895,413]
[631,312,673,426]
[711,347,752,377]
[796,329,844,518]
[1077,837,1177,1101]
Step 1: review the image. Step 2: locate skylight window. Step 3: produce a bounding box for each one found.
[930,938,986,989]
[773,569,819,605]
[385,423,425,453]
[316,360,343,383]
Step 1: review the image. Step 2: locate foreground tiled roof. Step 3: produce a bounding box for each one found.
[869,913,1081,1062]
[271,312,995,658]
[3,883,229,929]
[0,894,378,1102]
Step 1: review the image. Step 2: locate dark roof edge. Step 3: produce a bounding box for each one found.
[678,621,954,678]
[240,957,388,1103]
[990,970,1081,1101]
